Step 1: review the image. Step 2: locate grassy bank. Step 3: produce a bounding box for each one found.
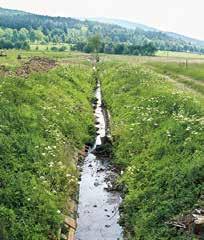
[149,62,204,82]
[148,62,204,96]
[100,62,204,239]
[0,64,95,239]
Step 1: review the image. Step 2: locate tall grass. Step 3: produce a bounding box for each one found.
[149,62,204,82]
[0,65,94,239]
[100,62,204,240]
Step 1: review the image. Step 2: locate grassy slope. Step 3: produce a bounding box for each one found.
[0,63,94,239]
[148,62,204,96]
[149,62,204,82]
[100,62,204,239]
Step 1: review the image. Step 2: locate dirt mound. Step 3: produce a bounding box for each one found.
[16,57,57,76]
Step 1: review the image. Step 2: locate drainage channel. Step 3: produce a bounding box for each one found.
[75,80,123,240]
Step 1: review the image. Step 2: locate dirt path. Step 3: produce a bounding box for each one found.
[165,74,204,98]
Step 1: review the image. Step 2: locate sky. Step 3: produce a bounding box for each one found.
[0,0,204,40]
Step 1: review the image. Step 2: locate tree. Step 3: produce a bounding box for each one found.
[19,28,29,41]
[88,34,101,53]
[30,29,44,42]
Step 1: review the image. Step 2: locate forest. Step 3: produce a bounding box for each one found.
[1,7,204,54]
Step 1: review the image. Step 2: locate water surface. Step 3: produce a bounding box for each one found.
[76,82,123,240]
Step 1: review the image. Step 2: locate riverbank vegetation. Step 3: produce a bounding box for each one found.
[0,63,94,239]
[100,62,204,239]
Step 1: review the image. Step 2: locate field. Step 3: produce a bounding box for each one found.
[148,61,204,96]
[30,43,71,51]
[101,52,204,97]
[0,49,90,69]
[0,49,204,239]
[156,50,204,59]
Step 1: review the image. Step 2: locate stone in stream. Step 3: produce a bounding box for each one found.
[95,126,100,132]
[97,167,105,172]
[95,120,100,125]
[93,143,112,157]
[94,181,100,187]
[101,136,112,145]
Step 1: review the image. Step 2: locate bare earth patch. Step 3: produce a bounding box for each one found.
[16,57,57,76]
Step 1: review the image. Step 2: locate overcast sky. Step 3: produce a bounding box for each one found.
[0,0,204,40]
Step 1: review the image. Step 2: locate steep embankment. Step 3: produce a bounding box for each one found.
[0,64,95,239]
[100,62,204,239]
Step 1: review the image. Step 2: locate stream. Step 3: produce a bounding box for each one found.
[76,81,123,240]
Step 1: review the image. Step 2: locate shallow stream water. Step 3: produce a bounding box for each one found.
[76,81,123,240]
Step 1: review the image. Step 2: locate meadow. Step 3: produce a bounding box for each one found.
[0,49,90,69]
[30,43,71,51]
[147,61,204,96]
[156,50,204,59]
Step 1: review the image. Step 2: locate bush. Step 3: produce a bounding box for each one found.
[58,46,67,51]
[51,46,58,51]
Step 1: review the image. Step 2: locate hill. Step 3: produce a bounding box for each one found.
[91,17,204,47]
[89,17,157,31]
[0,7,204,54]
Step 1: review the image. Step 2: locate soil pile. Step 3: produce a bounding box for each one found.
[16,57,57,76]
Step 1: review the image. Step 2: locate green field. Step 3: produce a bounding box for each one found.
[30,43,71,51]
[147,61,204,96]
[156,50,204,59]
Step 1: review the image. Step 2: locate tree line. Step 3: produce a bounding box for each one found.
[0,7,204,54]
[71,40,157,56]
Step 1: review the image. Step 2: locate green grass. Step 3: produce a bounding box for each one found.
[149,62,204,82]
[0,64,95,239]
[100,62,204,240]
[156,50,204,59]
[0,49,90,71]
[147,61,204,96]
[30,43,71,51]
